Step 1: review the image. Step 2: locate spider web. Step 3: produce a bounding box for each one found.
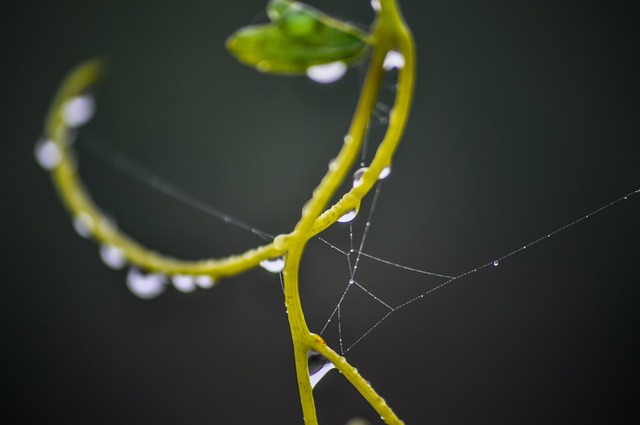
[74,109,640,355]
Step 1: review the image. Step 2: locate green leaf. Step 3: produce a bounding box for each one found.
[226,0,371,75]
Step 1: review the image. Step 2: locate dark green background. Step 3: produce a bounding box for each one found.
[2,1,639,424]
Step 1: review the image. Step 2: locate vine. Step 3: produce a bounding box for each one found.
[37,1,414,423]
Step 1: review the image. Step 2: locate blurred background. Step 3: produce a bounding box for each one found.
[1,0,639,423]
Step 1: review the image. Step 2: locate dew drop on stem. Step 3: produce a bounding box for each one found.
[308,351,335,389]
[338,209,358,223]
[62,94,96,128]
[260,257,285,273]
[383,50,405,71]
[379,165,391,180]
[126,268,167,299]
[34,138,61,170]
[72,213,94,239]
[194,275,215,288]
[352,167,368,188]
[99,244,127,270]
[171,274,196,293]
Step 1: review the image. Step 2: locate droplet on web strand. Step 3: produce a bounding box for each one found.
[62,94,95,128]
[260,257,285,273]
[34,138,61,170]
[99,244,127,270]
[306,61,347,84]
[493,260,499,267]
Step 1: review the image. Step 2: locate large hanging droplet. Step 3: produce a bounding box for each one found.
[34,138,61,170]
[99,244,127,270]
[308,351,335,389]
[260,257,285,273]
[306,61,347,84]
[126,268,167,299]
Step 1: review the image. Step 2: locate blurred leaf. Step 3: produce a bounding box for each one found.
[226,0,371,75]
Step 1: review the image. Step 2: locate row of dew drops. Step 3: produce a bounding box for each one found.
[35,94,219,299]
[34,50,402,299]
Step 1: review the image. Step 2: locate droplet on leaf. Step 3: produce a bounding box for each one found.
[306,61,347,84]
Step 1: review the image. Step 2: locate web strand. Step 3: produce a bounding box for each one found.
[80,135,274,241]
[79,128,639,356]
[337,187,640,353]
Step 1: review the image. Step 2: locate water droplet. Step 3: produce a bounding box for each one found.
[383,50,405,70]
[379,165,391,180]
[338,209,357,223]
[308,351,335,389]
[126,268,167,299]
[34,138,61,170]
[352,167,368,188]
[306,61,347,84]
[260,257,285,273]
[99,244,126,270]
[62,94,95,127]
[493,260,499,267]
[194,275,215,289]
[328,158,339,171]
[73,213,94,239]
[171,274,196,293]
[370,0,381,12]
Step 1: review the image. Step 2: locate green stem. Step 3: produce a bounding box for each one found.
[283,1,415,423]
